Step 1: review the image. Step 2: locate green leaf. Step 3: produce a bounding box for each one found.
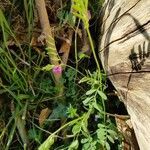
[97,90,107,100]
[83,96,94,105]
[81,121,88,134]
[72,123,81,135]
[81,138,89,144]
[86,89,96,95]
[82,142,90,150]
[72,5,82,13]
[68,140,79,150]
[38,135,54,150]
[97,128,106,141]
[72,12,84,20]
[16,94,30,100]
[79,53,85,59]
[98,123,106,128]
[49,103,67,119]
[28,129,41,144]
[42,64,55,71]
[67,105,78,118]
[5,122,16,150]
[93,102,102,112]
[98,139,105,146]
[78,53,89,60]
[107,129,117,138]
[28,129,37,140]
[79,77,89,83]
[107,135,115,143]
[105,142,111,150]
[81,137,94,150]
[0,47,4,53]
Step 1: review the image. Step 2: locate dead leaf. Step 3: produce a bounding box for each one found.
[59,29,74,65]
[115,117,139,150]
[39,108,51,126]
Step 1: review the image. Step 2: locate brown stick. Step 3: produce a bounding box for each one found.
[35,0,61,84]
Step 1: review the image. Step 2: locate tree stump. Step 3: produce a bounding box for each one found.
[99,0,150,149]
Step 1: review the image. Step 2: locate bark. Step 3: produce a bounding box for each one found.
[99,0,150,149]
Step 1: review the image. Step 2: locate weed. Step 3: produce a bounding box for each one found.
[0,0,123,149]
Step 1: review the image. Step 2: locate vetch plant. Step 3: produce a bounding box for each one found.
[78,70,118,150]
[0,0,123,149]
[52,65,63,74]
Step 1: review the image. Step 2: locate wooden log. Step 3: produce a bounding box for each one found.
[99,0,150,149]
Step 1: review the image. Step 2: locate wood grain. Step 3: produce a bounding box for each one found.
[99,0,150,149]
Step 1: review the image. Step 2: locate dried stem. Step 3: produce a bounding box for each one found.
[35,0,61,85]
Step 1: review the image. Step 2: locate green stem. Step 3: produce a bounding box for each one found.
[86,29,102,85]
[86,28,105,123]
[74,20,80,79]
[101,97,106,123]
[38,116,84,149]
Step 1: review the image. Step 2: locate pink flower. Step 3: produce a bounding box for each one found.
[52,65,62,74]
